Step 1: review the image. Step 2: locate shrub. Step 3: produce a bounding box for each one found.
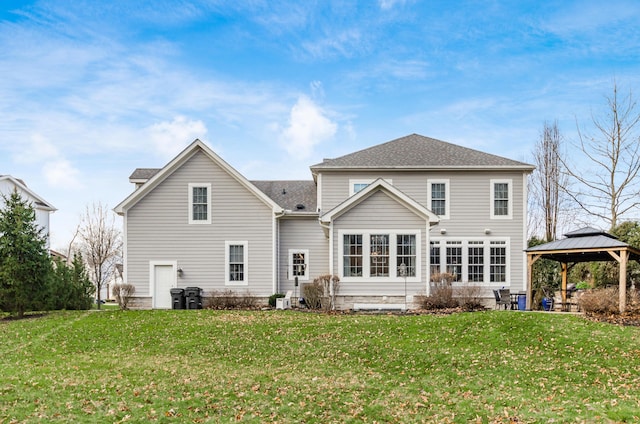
[579,287,619,315]
[302,281,323,310]
[416,273,458,310]
[454,284,485,311]
[269,293,285,308]
[113,283,135,310]
[205,290,257,309]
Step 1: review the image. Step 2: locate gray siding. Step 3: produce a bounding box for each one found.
[331,190,428,296]
[125,151,275,298]
[277,215,330,293]
[320,170,527,290]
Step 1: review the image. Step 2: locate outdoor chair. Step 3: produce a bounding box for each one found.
[493,289,510,310]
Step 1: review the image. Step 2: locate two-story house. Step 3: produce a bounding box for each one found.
[0,175,57,247]
[115,134,534,309]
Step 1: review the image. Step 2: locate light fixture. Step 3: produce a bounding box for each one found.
[440,228,447,234]
[177,267,183,277]
[484,228,491,234]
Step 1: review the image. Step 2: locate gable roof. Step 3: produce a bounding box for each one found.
[311,133,534,171]
[0,175,56,211]
[250,180,317,213]
[320,178,440,224]
[114,140,283,215]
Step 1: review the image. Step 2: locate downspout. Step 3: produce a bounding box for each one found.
[274,210,285,294]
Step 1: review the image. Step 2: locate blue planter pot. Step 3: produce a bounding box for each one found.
[542,297,553,311]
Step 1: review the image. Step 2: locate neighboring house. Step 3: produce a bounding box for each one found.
[115,134,534,309]
[0,175,56,247]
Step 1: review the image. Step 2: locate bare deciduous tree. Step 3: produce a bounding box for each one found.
[78,202,122,309]
[564,83,640,230]
[529,120,571,241]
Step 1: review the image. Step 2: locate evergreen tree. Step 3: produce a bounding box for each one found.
[0,190,52,317]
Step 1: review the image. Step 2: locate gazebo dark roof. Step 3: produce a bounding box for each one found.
[526,227,640,263]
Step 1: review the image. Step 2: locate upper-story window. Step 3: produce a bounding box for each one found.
[188,183,211,224]
[490,179,512,219]
[428,179,449,219]
[349,179,393,196]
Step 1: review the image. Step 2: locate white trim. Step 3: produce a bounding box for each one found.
[188,183,212,224]
[149,260,177,309]
[521,173,529,291]
[316,173,322,213]
[429,237,511,285]
[338,229,422,283]
[225,241,249,286]
[427,178,450,220]
[322,178,439,224]
[490,179,513,219]
[288,249,310,281]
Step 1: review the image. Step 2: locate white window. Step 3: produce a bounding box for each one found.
[188,183,211,224]
[427,179,450,219]
[225,241,248,285]
[490,179,512,219]
[430,238,510,284]
[339,230,420,281]
[349,179,393,196]
[289,249,309,281]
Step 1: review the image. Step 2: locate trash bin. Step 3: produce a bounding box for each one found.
[170,288,185,310]
[517,294,526,311]
[185,286,202,309]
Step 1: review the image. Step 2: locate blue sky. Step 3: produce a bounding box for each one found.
[1,0,640,248]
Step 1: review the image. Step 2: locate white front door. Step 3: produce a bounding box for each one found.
[151,262,176,309]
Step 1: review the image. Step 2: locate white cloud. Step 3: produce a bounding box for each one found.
[278,96,337,160]
[379,0,407,10]
[148,116,208,159]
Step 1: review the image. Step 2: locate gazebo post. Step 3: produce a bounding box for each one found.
[619,250,629,314]
[526,254,540,311]
[561,262,568,309]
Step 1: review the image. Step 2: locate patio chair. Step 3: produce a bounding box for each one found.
[493,289,510,310]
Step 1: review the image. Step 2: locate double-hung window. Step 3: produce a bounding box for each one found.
[467,241,484,282]
[428,180,449,218]
[445,241,462,282]
[490,241,507,283]
[370,234,389,277]
[225,241,248,285]
[343,234,363,277]
[397,234,417,277]
[188,183,211,224]
[491,179,512,219]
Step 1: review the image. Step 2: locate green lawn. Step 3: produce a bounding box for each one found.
[1,310,639,423]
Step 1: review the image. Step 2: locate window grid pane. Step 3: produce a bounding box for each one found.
[468,241,484,282]
[229,245,244,281]
[446,242,462,282]
[353,183,369,193]
[430,241,441,278]
[370,234,389,277]
[494,183,509,216]
[343,235,363,277]
[192,187,208,221]
[490,242,507,282]
[431,183,446,215]
[397,234,416,277]
[292,252,306,277]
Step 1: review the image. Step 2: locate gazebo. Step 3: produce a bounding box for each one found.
[525,227,640,313]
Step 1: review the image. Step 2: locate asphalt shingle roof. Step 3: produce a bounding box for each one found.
[311,133,534,170]
[250,180,317,212]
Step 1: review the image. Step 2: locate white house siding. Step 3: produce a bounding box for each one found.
[319,169,527,291]
[0,179,51,245]
[125,151,275,302]
[277,215,330,294]
[330,190,428,297]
